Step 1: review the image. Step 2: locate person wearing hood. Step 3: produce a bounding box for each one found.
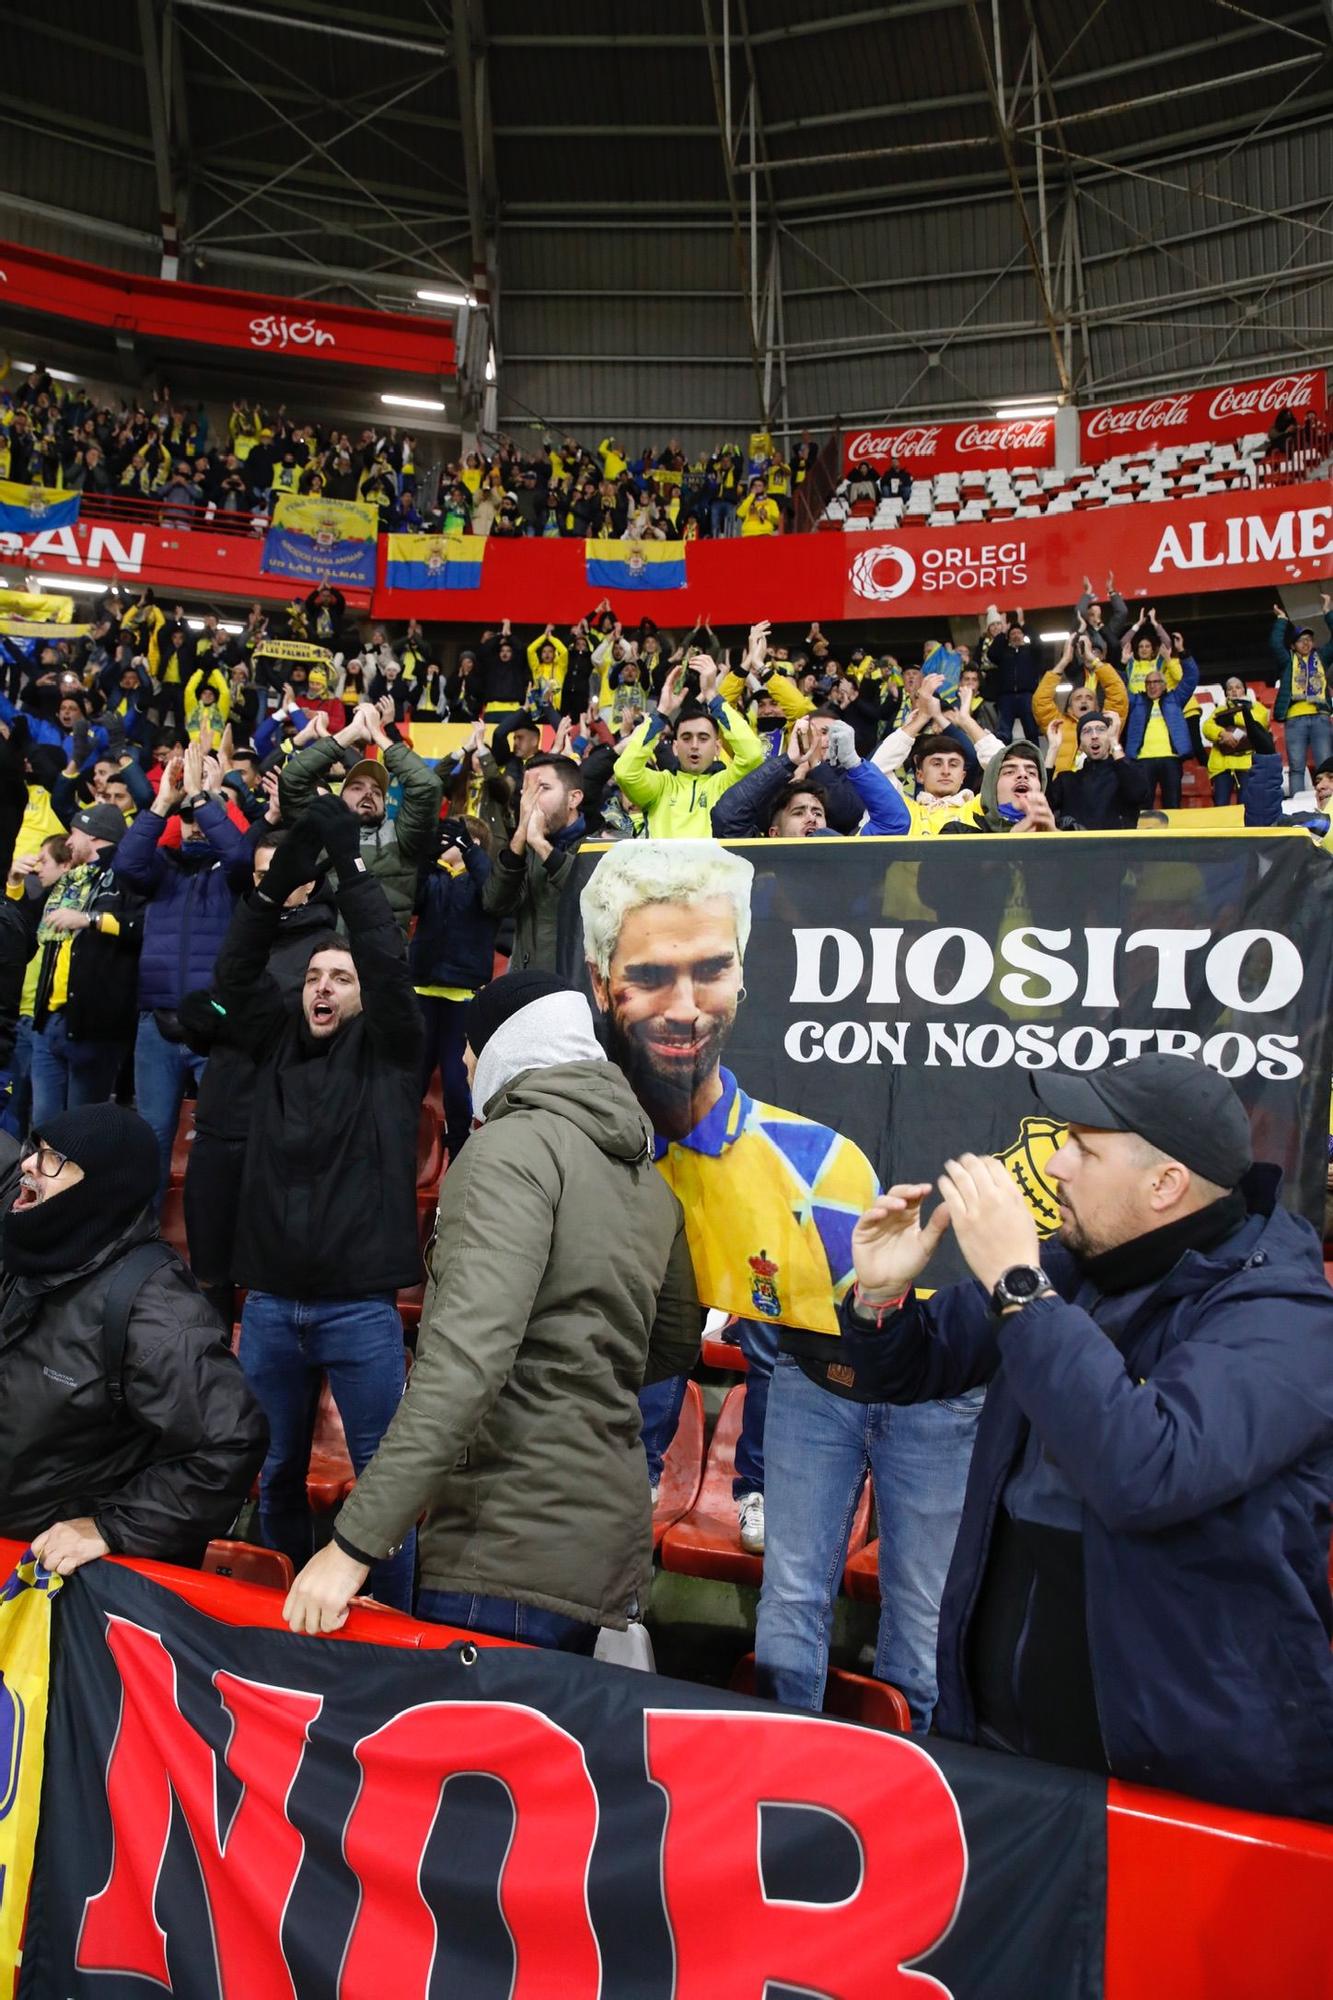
[0,1103,267,1573]
[112,741,249,1202]
[833,1055,1333,1824]
[215,797,424,1610]
[283,972,701,1647]
[939,738,1077,834]
[1047,711,1150,831]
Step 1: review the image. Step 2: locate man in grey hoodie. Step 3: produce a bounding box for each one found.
[939,739,1078,834]
[283,971,702,1649]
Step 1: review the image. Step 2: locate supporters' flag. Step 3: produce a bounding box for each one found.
[585,538,686,591]
[923,641,963,701]
[25,1557,1105,2000]
[0,1554,62,1990]
[0,481,79,535]
[386,532,486,591]
[261,494,377,590]
[0,589,89,640]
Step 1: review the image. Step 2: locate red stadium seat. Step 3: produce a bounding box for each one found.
[306,1377,355,1512]
[652,1381,705,1548]
[202,1540,294,1591]
[159,1186,190,1259]
[701,1319,748,1373]
[417,1100,445,1189]
[730,1653,911,1733]
[843,1538,880,1601]
[661,1384,871,1586]
[169,1100,196,1186]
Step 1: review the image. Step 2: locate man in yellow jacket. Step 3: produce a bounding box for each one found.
[614,656,766,838]
[1033,641,1129,775]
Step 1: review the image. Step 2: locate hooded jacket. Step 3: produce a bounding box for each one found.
[831,1169,1333,1824]
[334,1060,701,1626]
[1048,751,1150,831]
[0,1204,267,1559]
[939,739,1077,833]
[213,867,424,1297]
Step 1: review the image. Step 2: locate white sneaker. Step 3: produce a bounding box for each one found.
[738,1491,765,1554]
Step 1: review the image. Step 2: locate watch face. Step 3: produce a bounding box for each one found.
[1002,1266,1047,1300]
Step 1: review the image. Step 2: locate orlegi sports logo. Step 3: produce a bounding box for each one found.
[849,542,916,601]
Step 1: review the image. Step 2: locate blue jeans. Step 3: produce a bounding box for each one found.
[135,1010,208,1204]
[30,1013,124,1128]
[998,692,1035,743]
[1283,711,1333,794]
[639,1373,688,1487]
[710,499,736,539]
[417,1588,597,1655]
[417,994,473,1164]
[755,1356,983,1730]
[239,1290,415,1611]
[1212,770,1241,806]
[733,1318,778,1499]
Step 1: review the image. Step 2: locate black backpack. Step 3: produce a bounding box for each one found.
[101,1240,189,1410]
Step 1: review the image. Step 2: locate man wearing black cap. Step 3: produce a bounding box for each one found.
[283,970,701,1647]
[29,803,143,1126]
[0,1104,267,1575]
[834,1052,1333,1823]
[1047,710,1150,831]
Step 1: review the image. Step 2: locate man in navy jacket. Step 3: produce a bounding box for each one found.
[834,1053,1333,1824]
[112,741,248,1200]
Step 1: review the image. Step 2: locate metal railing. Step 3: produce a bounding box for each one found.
[1255,422,1332,488]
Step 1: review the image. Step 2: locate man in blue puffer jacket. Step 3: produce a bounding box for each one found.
[832,1052,1333,1825]
[410,814,498,1167]
[112,742,249,1200]
[1124,652,1200,809]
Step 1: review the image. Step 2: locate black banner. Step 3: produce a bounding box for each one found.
[561,834,1333,1299]
[23,1561,1105,1999]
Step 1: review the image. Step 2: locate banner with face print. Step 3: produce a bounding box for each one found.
[561,833,1333,1312]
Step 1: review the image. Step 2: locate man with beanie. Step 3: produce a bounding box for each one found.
[215,797,423,1610]
[277,697,442,934]
[283,971,702,1648]
[0,1104,267,1575]
[834,1053,1333,1823]
[29,803,144,1126]
[1047,710,1150,830]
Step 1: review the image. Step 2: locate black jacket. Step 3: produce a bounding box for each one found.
[0,1207,267,1560]
[983,633,1043,699]
[410,848,498,991]
[474,639,530,711]
[1048,756,1151,831]
[33,858,145,1043]
[214,867,424,1297]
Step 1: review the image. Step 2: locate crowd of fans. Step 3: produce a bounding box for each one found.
[1,367,820,541]
[0,551,1330,1830]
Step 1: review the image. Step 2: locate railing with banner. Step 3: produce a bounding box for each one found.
[5,479,1332,621]
[0,1539,1329,2000]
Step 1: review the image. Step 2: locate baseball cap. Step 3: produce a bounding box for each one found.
[70,804,129,846]
[341,758,388,797]
[1032,1053,1253,1188]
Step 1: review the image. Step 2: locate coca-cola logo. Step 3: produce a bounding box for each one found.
[953,420,1050,453]
[248,314,335,352]
[1208,374,1320,420]
[845,427,941,461]
[1085,396,1194,440]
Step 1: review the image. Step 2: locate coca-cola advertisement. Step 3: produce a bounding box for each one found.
[1079,369,1326,458]
[841,415,1056,477]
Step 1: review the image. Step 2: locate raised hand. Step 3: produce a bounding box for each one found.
[850,1186,952,1302]
[694,654,720,702]
[657,662,689,718]
[182,741,204,796]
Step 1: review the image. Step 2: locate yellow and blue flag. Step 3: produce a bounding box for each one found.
[0,1553,62,1990]
[261,494,378,590]
[0,481,79,535]
[386,532,486,591]
[585,538,686,592]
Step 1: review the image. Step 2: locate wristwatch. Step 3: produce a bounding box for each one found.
[185,791,211,813]
[990,1265,1056,1316]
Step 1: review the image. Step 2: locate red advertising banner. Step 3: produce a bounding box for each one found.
[0,239,455,378]
[842,416,1056,477]
[6,483,1330,623]
[1079,369,1326,458]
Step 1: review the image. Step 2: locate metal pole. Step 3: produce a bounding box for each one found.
[749,90,759,350]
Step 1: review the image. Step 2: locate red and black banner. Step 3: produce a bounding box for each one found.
[22,1560,1105,1998]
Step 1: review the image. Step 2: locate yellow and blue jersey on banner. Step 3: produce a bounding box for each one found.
[0,481,79,535]
[585,538,686,592]
[261,495,377,590]
[385,532,486,590]
[652,1069,877,1334]
[0,1554,62,1990]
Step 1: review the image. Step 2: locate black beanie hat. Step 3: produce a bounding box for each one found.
[465,972,575,1058]
[3,1105,160,1277]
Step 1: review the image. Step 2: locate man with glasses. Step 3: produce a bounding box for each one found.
[0,1103,267,1575]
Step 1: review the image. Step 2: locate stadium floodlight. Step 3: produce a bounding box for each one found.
[381,393,446,412]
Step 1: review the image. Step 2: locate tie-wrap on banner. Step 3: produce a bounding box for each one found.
[21,1560,1104,1999]
[558,835,1333,1313]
